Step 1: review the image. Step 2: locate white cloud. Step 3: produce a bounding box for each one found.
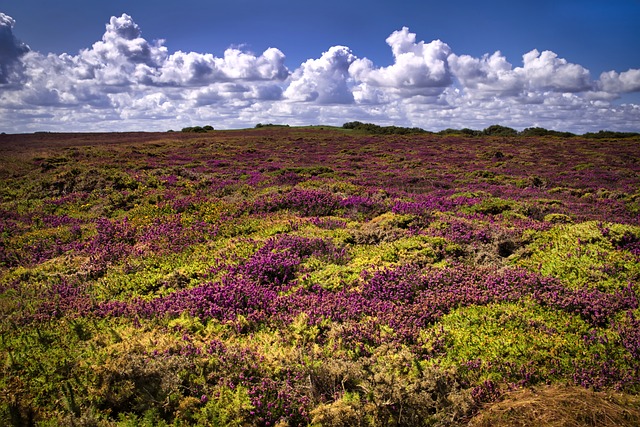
[16,13,289,97]
[448,51,521,96]
[449,48,593,100]
[283,45,356,104]
[0,14,638,134]
[156,51,224,85]
[94,14,165,66]
[222,47,289,81]
[0,12,30,84]
[0,12,292,133]
[350,27,452,98]
[598,69,640,94]
[156,47,288,86]
[520,49,592,92]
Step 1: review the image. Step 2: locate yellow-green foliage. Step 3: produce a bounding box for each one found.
[310,345,474,427]
[94,232,280,301]
[195,386,253,426]
[513,221,640,291]
[301,234,452,290]
[427,300,631,387]
[430,301,586,374]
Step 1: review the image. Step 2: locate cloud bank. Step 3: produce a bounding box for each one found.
[1,13,639,133]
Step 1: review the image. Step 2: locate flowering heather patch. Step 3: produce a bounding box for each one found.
[308,216,348,230]
[250,188,343,217]
[428,218,492,244]
[1,128,640,426]
[137,215,215,255]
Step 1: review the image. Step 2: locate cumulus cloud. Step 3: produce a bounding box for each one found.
[0,14,639,133]
[449,48,593,100]
[283,45,356,104]
[0,13,29,84]
[156,47,288,86]
[6,13,290,105]
[598,69,640,94]
[521,49,592,92]
[448,51,524,96]
[350,27,452,97]
[92,14,166,67]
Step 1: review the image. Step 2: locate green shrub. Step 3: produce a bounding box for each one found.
[482,125,518,136]
[544,213,573,224]
[342,121,429,135]
[181,125,213,133]
[466,198,513,215]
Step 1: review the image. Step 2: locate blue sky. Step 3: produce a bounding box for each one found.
[1,0,639,133]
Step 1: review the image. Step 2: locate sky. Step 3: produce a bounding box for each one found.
[1,0,639,133]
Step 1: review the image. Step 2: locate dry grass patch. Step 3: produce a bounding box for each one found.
[469,384,640,427]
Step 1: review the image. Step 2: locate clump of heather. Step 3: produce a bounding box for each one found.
[85,217,137,267]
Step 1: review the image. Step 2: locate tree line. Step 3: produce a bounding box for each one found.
[343,122,639,138]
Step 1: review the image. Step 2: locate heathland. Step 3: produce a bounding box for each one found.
[1,127,639,426]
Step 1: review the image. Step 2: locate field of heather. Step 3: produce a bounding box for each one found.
[1,128,639,426]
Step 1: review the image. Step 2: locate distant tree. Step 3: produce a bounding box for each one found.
[482,125,518,136]
[255,123,289,128]
[583,130,639,139]
[342,121,429,135]
[520,127,549,137]
[437,128,458,135]
[181,125,213,133]
[556,131,577,138]
[342,121,364,130]
[520,127,575,137]
[438,128,481,136]
[460,128,481,136]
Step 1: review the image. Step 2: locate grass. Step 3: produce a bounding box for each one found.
[468,385,640,427]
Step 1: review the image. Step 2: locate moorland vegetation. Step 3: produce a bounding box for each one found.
[1,126,639,426]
